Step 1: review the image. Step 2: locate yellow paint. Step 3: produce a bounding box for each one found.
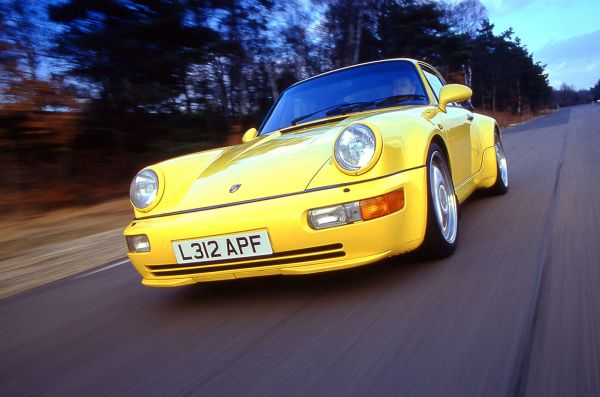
[124,59,502,287]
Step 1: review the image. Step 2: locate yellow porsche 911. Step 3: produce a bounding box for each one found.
[124,59,509,287]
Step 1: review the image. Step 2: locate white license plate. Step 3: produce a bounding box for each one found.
[172,231,273,265]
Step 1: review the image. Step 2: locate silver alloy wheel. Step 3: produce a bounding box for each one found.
[495,134,509,187]
[429,151,458,244]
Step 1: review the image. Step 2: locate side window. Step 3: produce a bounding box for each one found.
[422,68,445,103]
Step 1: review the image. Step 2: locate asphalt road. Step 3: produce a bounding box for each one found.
[2,104,600,396]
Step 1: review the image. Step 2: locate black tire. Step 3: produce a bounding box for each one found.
[489,131,509,195]
[421,143,459,259]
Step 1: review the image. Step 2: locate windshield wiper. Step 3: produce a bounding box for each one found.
[290,101,370,126]
[289,95,426,126]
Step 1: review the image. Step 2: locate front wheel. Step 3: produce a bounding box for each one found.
[421,143,459,259]
[489,131,509,195]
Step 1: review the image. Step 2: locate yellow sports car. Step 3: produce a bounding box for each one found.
[124,59,509,287]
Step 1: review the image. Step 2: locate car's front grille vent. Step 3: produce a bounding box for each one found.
[147,243,345,277]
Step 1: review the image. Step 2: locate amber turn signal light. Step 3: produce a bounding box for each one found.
[360,188,405,221]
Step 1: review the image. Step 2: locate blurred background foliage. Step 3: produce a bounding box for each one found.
[0,0,597,214]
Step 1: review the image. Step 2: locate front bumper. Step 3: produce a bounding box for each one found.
[124,166,427,287]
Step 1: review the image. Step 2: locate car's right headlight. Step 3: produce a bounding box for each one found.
[130,169,159,209]
[334,123,380,174]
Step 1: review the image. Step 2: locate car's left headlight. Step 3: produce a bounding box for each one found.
[130,169,159,209]
[334,124,380,174]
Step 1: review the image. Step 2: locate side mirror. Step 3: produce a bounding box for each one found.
[242,128,258,143]
[438,84,472,113]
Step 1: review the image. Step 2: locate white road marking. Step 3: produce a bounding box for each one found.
[74,258,130,279]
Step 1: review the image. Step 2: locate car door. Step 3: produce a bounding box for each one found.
[420,65,473,188]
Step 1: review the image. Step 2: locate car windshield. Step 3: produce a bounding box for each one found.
[259,61,429,134]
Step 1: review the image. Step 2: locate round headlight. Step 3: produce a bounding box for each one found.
[130,169,159,209]
[334,124,377,172]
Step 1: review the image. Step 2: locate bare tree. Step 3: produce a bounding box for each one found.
[443,0,487,37]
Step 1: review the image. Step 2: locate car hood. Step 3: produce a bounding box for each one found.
[135,105,429,218]
[146,121,346,217]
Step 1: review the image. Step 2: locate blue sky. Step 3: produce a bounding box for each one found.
[477,0,600,88]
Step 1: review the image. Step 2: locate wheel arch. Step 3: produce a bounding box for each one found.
[474,115,499,150]
[428,133,452,175]
[471,117,502,190]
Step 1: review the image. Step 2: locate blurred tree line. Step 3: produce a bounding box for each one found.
[593,80,600,101]
[553,82,598,107]
[0,0,559,211]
